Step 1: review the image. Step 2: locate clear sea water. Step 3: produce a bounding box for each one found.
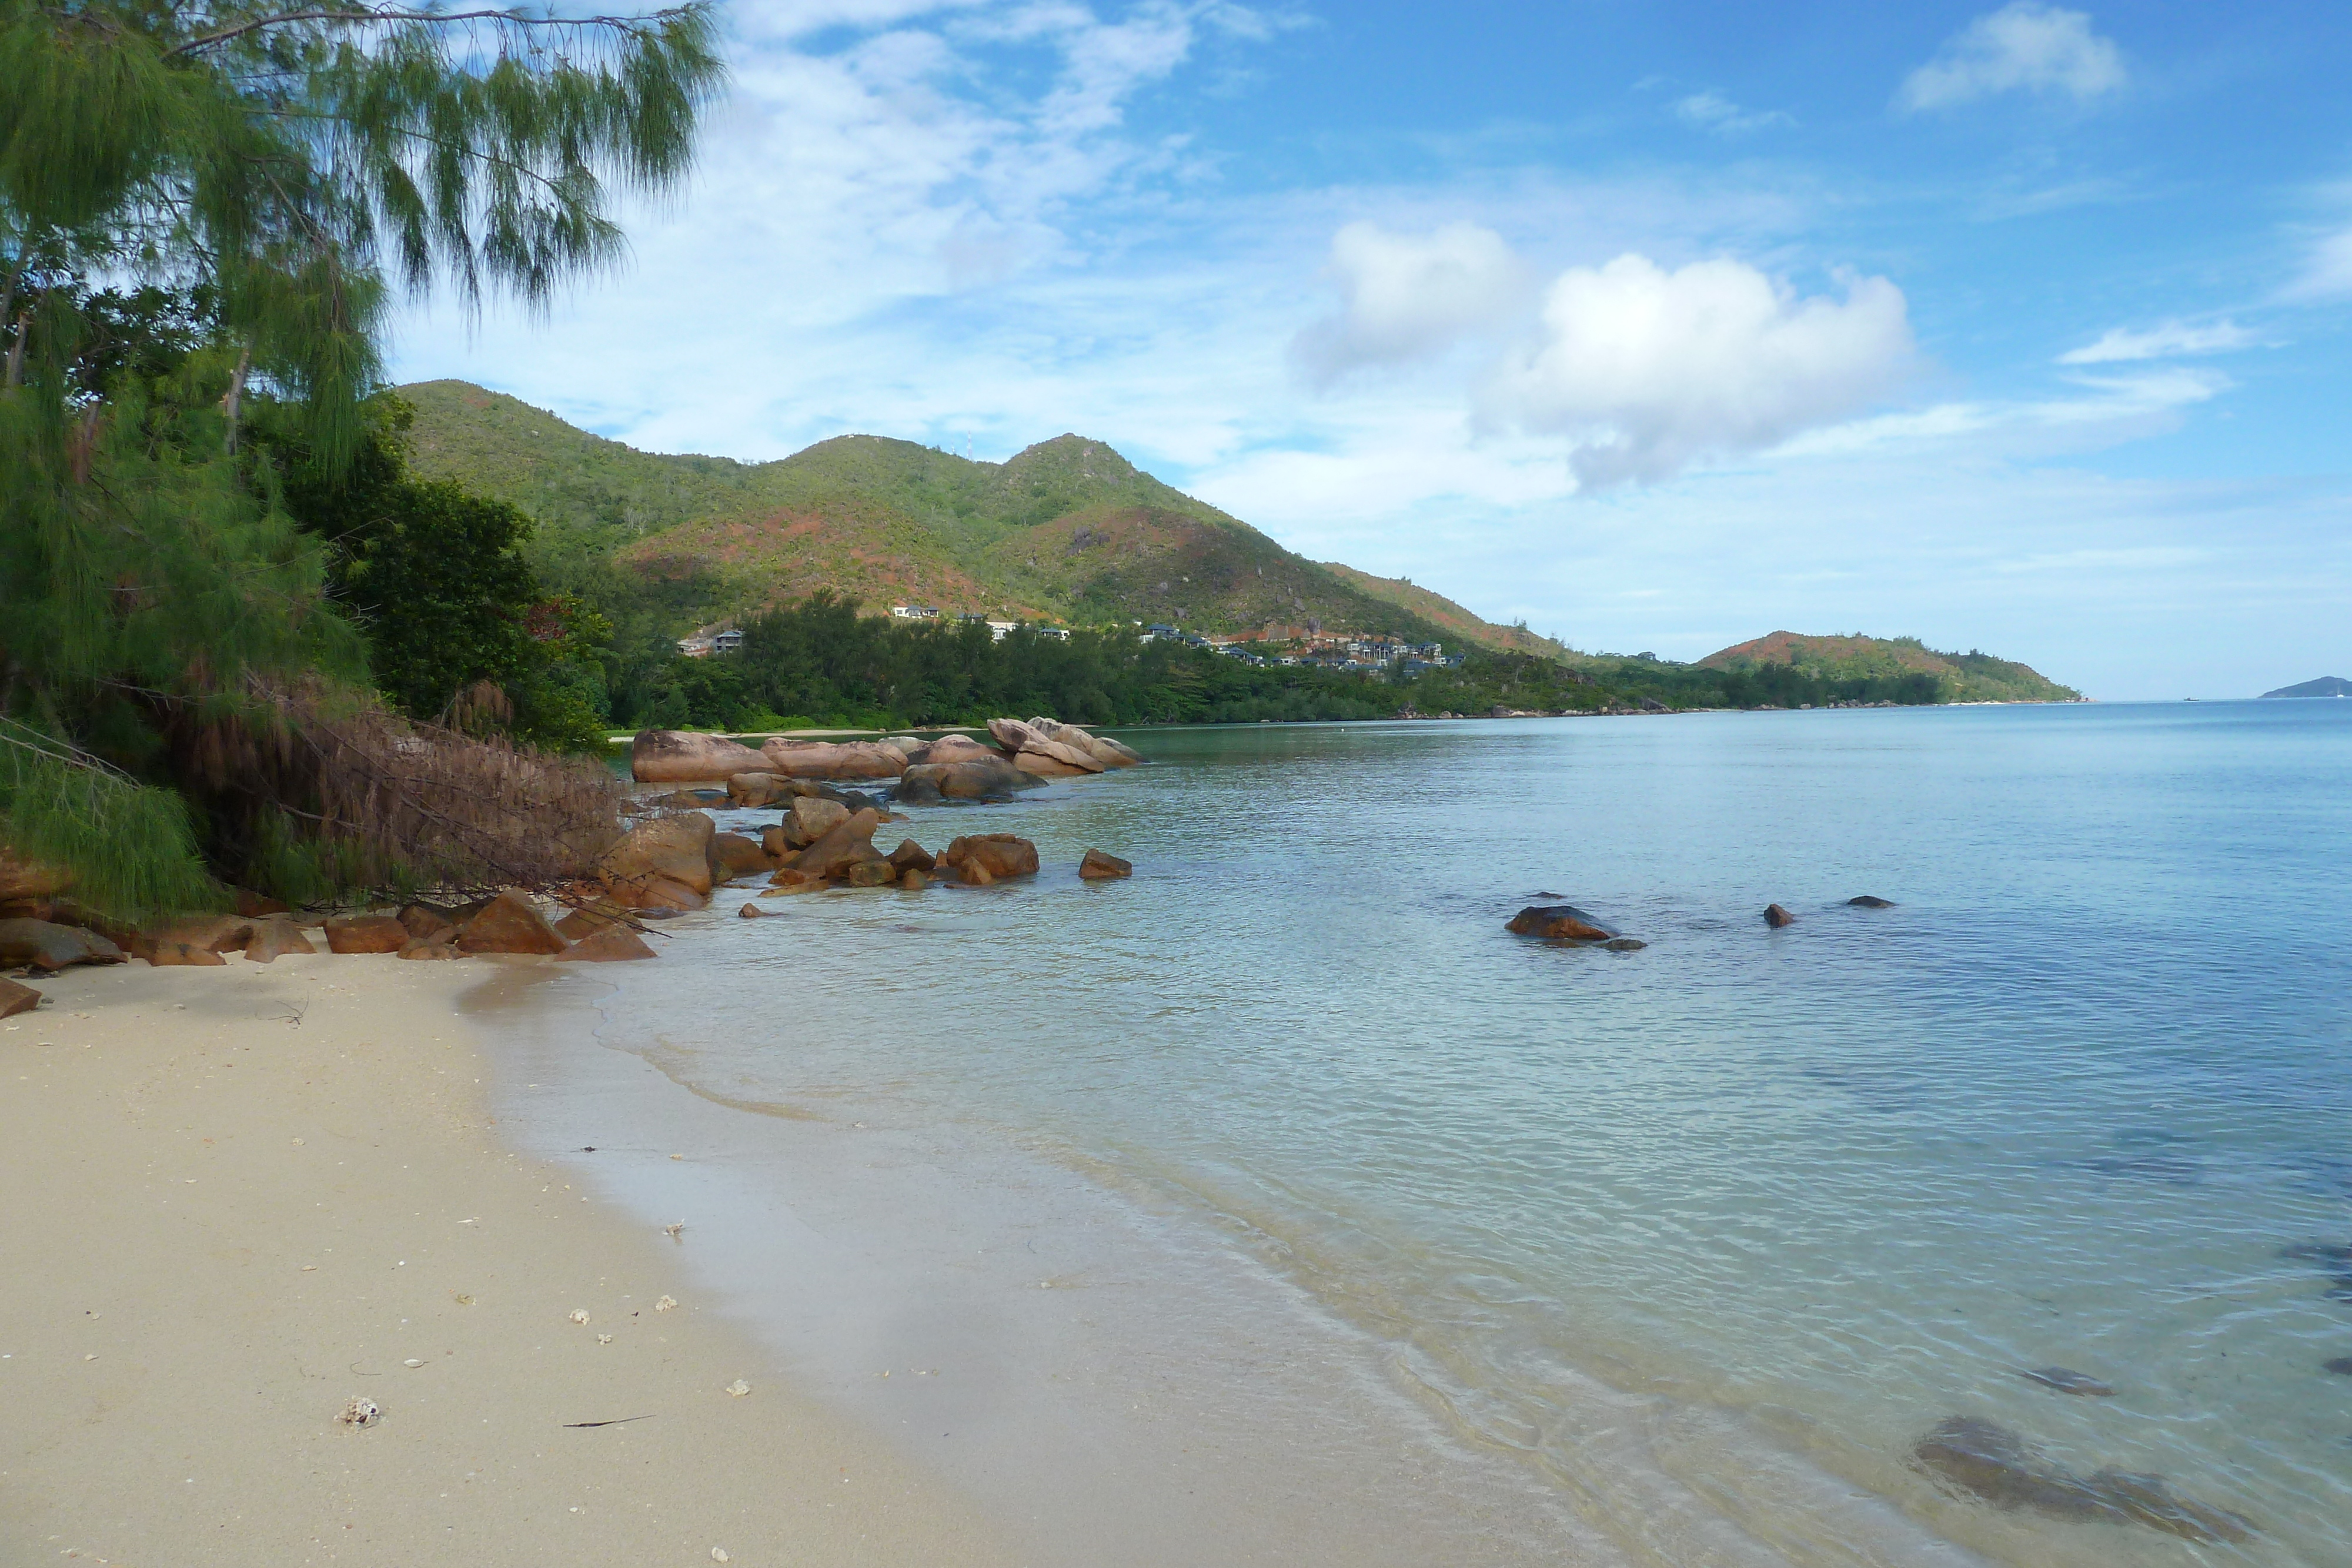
[505,701,2352,1566]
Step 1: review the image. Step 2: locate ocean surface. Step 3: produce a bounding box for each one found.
[493,700,2352,1567]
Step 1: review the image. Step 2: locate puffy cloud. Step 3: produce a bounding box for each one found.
[1480,255,1915,487]
[1672,92,1793,135]
[2057,319,2256,363]
[1289,222,1533,385]
[1897,4,2124,112]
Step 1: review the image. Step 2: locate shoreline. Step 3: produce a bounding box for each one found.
[0,955,1015,1567]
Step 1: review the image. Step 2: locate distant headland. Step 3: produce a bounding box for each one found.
[2259,676,2352,698]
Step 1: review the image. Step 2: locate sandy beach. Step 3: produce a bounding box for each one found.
[0,953,1015,1568]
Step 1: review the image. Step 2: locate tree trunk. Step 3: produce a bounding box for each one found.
[222,343,252,451]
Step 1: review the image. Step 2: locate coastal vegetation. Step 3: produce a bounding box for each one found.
[0,0,723,918]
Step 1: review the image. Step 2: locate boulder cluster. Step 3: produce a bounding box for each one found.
[630,718,1142,805]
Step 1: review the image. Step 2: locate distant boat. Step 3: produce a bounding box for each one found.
[2258,676,2352,699]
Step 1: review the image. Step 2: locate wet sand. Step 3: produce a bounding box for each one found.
[0,954,1015,1568]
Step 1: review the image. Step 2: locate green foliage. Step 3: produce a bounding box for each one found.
[0,721,225,925]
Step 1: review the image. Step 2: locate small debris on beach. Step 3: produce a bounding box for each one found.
[568,1309,590,1325]
[724,1379,751,1398]
[711,1550,731,1563]
[655,1295,678,1312]
[402,1358,424,1368]
[2021,1366,2115,1397]
[663,1221,685,1239]
[596,1334,613,1345]
[337,1396,380,1427]
[453,1293,473,1305]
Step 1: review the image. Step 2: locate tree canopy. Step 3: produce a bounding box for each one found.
[0,2,723,920]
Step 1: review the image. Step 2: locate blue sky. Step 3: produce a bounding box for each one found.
[390,2,2352,699]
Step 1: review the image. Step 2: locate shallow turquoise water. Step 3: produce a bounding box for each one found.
[582,702,2352,1564]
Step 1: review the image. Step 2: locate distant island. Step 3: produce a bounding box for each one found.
[2259,676,2352,699]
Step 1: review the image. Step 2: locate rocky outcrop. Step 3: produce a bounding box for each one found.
[244,917,317,963]
[599,812,716,907]
[709,832,771,879]
[726,771,786,807]
[895,755,1032,803]
[632,730,770,783]
[1764,903,1796,928]
[1023,716,1141,768]
[0,975,40,1017]
[1505,905,1621,942]
[0,845,74,903]
[790,807,884,878]
[0,918,126,970]
[324,914,409,954]
[455,892,568,955]
[776,796,850,848]
[911,734,1009,766]
[1079,848,1131,879]
[760,738,908,781]
[553,924,657,961]
[941,834,1038,881]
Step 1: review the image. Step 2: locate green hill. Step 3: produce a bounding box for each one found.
[1698,631,2081,703]
[398,381,1516,650]
[2259,676,2351,698]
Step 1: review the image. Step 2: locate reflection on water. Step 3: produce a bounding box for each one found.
[583,701,2352,1566]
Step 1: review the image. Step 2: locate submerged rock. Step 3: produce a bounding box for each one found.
[2322,1356,2352,1376]
[554,923,658,962]
[1078,848,1131,880]
[2020,1366,2115,1397]
[1848,895,1896,908]
[1912,1417,2256,1542]
[1763,903,1796,928]
[1505,905,1620,942]
[1601,937,1647,952]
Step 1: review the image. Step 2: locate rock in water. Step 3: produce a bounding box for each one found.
[2321,1356,2352,1376]
[759,738,908,781]
[777,796,850,848]
[1601,937,1647,952]
[841,857,899,888]
[895,756,1033,803]
[709,832,771,879]
[631,730,769,784]
[0,918,126,971]
[324,915,409,954]
[554,924,658,962]
[1505,905,1621,942]
[245,917,317,963]
[736,901,767,919]
[790,808,884,878]
[725,771,786,807]
[2084,1470,2257,1544]
[1078,849,1132,880]
[942,834,1039,880]
[1910,1417,2118,1522]
[600,812,717,905]
[1764,903,1796,928]
[454,892,568,955]
[887,840,936,874]
[1848,895,1896,908]
[2020,1366,2114,1397]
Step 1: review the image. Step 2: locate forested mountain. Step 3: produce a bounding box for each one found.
[1699,632,2080,703]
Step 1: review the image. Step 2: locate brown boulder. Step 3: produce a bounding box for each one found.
[709,831,771,880]
[942,834,1038,880]
[245,917,317,963]
[895,757,1032,803]
[790,808,883,878]
[600,812,716,900]
[759,738,908,781]
[911,733,1007,765]
[726,771,787,807]
[632,730,770,784]
[324,914,410,954]
[455,892,568,955]
[1764,903,1796,928]
[1505,905,1621,942]
[554,924,658,962]
[777,796,850,848]
[142,915,257,957]
[887,840,936,873]
[554,903,632,940]
[399,902,461,943]
[987,717,1035,753]
[900,868,928,891]
[0,976,40,1017]
[233,888,292,917]
[1078,848,1131,880]
[397,940,459,961]
[737,901,767,918]
[1848,895,1896,908]
[841,857,899,888]
[0,845,75,902]
[0,918,127,970]
[149,941,227,967]
[1011,751,1090,778]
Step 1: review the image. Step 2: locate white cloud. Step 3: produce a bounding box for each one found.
[1289,222,1532,385]
[1672,92,1793,135]
[1897,3,2124,112]
[2282,226,2352,302]
[2057,319,2257,363]
[1480,255,1915,487]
